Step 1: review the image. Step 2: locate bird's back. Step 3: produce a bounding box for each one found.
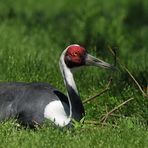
[0,82,69,127]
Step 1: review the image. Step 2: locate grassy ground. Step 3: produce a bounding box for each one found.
[0,0,148,147]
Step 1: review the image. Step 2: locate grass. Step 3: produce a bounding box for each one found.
[0,0,148,147]
[0,118,147,148]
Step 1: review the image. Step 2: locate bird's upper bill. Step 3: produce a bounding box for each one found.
[64,44,116,70]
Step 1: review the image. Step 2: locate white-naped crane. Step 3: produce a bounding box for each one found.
[0,44,115,128]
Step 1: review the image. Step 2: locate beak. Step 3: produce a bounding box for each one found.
[85,54,116,71]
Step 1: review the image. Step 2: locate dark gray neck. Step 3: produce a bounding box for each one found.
[64,76,85,121]
[59,50,85,121]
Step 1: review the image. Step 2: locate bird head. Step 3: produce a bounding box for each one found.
[64,44,115,70]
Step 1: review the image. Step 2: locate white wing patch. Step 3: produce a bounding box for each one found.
[44,100,71,127]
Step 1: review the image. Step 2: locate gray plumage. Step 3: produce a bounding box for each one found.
[0,82,69,127]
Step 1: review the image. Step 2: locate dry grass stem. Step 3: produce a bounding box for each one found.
[100,97,134,123]
[83,78,112,104]
[108,46,147,97]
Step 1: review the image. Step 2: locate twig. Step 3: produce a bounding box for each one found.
[108,45,117,67]
[83,78,112,104]
[108,46,147,97]
[123,66,146,97]
[100,97,134,123]
[84,120,100,125]
[83,89,109,104]
[32,120,40,128]
[84,120,119,128]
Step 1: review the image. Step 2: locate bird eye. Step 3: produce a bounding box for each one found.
[72,52,78,56]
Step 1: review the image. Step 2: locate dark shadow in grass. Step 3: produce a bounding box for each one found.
[82,18,119,59]
[124,1,148,29]
[0,7,50,29]
[49,10,80,46]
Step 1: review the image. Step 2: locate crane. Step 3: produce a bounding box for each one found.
[0,44,115,128]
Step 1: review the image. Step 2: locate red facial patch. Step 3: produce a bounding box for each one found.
[64,45,86,68]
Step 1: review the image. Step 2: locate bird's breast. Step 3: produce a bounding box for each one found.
[44,100,70,127]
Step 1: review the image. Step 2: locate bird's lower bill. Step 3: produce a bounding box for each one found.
[85,54,115,70]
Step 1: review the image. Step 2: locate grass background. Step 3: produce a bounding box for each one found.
[0,0,148,147]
